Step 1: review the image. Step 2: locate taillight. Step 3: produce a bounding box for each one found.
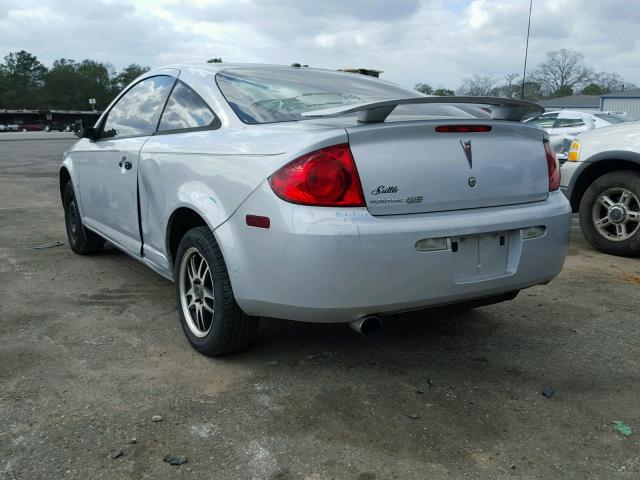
[435,125,492,133]
[269,144,365,207]
[544,139,560,191]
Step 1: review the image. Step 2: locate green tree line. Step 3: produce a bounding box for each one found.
[5,48,633,111]
[0,50,149,110]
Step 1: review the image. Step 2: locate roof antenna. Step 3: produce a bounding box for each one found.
[520,0,533,100]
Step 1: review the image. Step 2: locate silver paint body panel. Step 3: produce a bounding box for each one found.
[217,186,570,322]
[61,64,571,322]
[347,121,549,215]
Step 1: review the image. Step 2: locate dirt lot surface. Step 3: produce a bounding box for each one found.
[1,135,639,479]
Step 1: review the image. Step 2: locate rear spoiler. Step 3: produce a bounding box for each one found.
[301,96,544,123]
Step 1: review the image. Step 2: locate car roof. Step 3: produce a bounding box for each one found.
[146,63,416,98]
[152,63,343,75]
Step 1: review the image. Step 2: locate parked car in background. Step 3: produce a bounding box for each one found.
[19,123,44,132]
[45,122,83,132]
[561,121,640,256]
[45,121,71,132]
[60,64,571,356]
[0,124,20,132]
[525,110,632,160]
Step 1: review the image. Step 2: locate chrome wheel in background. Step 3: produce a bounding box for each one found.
[179,247,215,337]
[591,187,640,242]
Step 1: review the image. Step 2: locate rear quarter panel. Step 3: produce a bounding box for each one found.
[138,125,348,273]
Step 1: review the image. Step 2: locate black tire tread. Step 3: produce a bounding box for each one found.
[175,226,259,356]
[579,170,640,257]
[63,182,105,255]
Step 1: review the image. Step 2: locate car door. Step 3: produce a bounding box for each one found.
[137,79,222,272]
[74,75,176,255]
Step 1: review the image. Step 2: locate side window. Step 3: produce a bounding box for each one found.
[101,76,175,138]
[528,113,557,128]
[556,118,585,128]
[158,81,219,132]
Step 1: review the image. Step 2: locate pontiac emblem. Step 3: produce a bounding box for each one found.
[460,139,472,169]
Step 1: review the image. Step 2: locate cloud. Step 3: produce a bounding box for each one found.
[0,0,638,90]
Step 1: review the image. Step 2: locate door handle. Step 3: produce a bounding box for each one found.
[118,156,132,171]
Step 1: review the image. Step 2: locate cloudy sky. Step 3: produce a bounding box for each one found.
[1,0,638,89]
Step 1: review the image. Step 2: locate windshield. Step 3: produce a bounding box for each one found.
[216,67,485,124]
[594,113,632,124]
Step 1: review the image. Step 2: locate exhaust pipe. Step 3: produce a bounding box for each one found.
[350,316,381,335]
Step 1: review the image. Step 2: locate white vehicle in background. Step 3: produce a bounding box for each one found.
[525,110,632,160]
[561,121,640,257]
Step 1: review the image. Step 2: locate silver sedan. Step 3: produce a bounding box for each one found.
[60,64,571,356]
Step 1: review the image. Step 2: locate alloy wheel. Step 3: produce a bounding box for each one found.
[179,247,215,337]
[592,187,640,242]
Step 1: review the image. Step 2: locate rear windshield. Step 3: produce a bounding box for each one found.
[525,114,557,128]
[594,113,632,124]
[216,67,486,124]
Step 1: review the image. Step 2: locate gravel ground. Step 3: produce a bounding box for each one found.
[1,135,639,479]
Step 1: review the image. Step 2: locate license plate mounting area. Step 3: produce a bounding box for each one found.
[451,231,515,283]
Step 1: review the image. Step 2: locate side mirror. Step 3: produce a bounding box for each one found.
[77,126,97,140]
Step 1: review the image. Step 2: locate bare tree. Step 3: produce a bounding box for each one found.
[521,81,543,101]
[531,49,592,96]
[502,73,520,98]
[591,72,626,93]
[491,73,520,98]
[457,74,498,96]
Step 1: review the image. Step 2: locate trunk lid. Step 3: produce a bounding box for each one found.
[346,121,548,215]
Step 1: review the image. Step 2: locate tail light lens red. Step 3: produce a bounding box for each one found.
[269,144,365,207]
[544,139,560,191]
[435,125,492,133]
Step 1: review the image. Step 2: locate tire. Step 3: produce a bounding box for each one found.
[21,128,27,132]
[579,170,640,257]
[174,226,259,356]
[63,182,105,254]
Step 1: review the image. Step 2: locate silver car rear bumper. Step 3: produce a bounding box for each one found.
[215,184,571,323]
